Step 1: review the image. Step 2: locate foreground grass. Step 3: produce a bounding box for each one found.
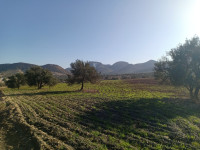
[1,79,200,149]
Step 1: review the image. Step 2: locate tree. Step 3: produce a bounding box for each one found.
[154,36,200,99]
[154,57,170,84]
[25,66,57,89]
[67,60,100,90]
[48,76,58,88]
[5,73,26,89]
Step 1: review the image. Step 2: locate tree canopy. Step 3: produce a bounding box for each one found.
[154,36,200,99]
[5,73,26,89]
[25,66,56,89]
[67,60,100,90]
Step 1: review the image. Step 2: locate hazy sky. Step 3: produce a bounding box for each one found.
[1,0,200,68]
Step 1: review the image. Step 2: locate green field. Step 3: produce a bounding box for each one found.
[1,79,200,149]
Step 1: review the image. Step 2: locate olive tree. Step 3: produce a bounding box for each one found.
[154,36,200,99]
[67,60,100,90]
[48,77,58,88]
[25,66,57,89]
[5,73,26,89]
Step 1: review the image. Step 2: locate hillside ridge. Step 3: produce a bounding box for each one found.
[87,60,157,74]
[0,60,157,76]
[0,63,69,77]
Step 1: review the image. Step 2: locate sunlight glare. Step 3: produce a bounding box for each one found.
[190,0,200,36]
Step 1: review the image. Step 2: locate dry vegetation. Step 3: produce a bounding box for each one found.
[0,79,200,149]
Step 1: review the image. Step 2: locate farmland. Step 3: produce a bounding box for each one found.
[0,79,200,149]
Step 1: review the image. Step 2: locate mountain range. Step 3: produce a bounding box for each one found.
[0,63,69,77]
[70,60,157,75]
[0,60,156,77]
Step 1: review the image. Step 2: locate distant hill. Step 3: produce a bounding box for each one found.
[0,63,36,72]
[0,60,157,77]
[88,62,113,74]
[0,63,69,77]
[88,60,157,75]
[41,64,69,75]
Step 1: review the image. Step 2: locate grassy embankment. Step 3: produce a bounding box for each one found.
[0,79,200,149]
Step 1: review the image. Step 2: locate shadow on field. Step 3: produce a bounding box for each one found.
[78,98,200,131]
[6,90,80,97]
[0,90,5,100]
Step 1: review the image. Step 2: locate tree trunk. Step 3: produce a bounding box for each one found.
[80,81,84,91]
[17,83,20,90]
[17,82,20,89]
[194,87,200,100]
[38,82,42,89]
[189,88,194,99]
[39,84,42,89]
[37,82,40,89]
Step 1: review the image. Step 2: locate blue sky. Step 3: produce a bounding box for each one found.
[1,0,200,68]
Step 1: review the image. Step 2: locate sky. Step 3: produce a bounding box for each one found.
[0,0,200,68]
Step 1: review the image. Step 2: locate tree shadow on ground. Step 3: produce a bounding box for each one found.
[5,90,80,97]
[77,98,200,149]
[79,98,200,127]
[0,90,5,100]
